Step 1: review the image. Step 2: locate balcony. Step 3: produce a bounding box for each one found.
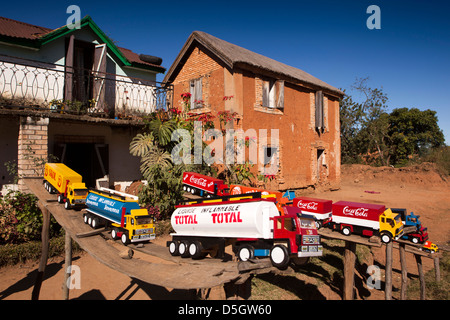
[0,54,173,120]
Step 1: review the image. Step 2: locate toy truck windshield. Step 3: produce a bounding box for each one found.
[135,215,153,225]
[74,189,88,197]
[299,217,316,229]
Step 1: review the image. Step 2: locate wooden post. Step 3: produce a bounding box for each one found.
[224,275,253,300]
[385,241,393,300]
[399,243,408,300]
[32,202,50,300]
[62,230,72,300]
[434,257,441,283]
[343,241,356,300]
[414,254,426,300]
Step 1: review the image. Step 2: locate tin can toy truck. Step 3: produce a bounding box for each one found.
[43,163,88,210]
[84,188,155,245]
[167,193,322,269]
[330,201,404,243]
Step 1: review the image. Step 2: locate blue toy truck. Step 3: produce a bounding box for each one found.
[392,208,429,244]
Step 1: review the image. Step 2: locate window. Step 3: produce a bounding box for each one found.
[264,146,278,165]
[262,79,284,109]
[190,78,203,108]
[315,90,324,130]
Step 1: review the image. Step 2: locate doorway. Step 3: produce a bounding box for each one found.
[54,143,108,188]
[317,149,325,183]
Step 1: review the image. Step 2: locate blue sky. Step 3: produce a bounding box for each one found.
[3,0,449,144]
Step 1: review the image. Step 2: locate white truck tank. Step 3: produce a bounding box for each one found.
[171,200,279,239]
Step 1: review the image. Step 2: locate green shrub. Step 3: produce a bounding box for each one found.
[0,191,61,244]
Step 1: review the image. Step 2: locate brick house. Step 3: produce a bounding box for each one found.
[164,31,343,190]
[0,16,171,191]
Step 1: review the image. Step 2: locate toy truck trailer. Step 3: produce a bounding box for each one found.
[43,163,88,210]
[183,171,229,196]
[292,196,333,228]
[330,201,404,243]
[84,188,155,245]
[166,194,322,269]
[391,208,429,244]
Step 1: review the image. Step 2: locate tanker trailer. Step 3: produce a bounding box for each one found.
[84,188,155,245]
[166,196,322,269]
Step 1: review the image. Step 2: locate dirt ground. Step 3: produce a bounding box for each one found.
[0,163,448,300]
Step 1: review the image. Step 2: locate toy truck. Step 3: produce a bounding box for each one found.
[166,193,322,269]
[292,196,333,228]
[229,184,290,212]
[182,171,229,196]
[392,208,429,244]
[330,201,404,243]
[421,241,439,253]
[43,163,88,210]
[84,188,155,245]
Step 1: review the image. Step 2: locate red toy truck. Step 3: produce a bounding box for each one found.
[330,201,404,243]
[167,193,323,269]
[182,172,229,196]
[293,196,332,228]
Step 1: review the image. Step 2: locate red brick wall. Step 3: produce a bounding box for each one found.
[170,44,341,190]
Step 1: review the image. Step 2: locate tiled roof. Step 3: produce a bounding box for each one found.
[165,31,342,96]
[0,16,52,39]
[0,16,164,72]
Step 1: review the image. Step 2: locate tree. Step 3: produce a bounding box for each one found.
[340,77,391,165]
[388,108,445,165]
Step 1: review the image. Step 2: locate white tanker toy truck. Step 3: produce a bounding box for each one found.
[166,193,323,269]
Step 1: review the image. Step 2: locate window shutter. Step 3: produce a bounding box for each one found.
[276,80,284,109]
[190,80,195,107]
[262,80,269,107]
[195,78,202,105]
[315,90,324,129]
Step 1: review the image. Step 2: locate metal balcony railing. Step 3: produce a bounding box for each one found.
[0,54,173,118]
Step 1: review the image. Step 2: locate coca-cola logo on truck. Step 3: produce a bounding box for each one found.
[189,175,207,187]
[296,200,318,211]
[342,206,369,217]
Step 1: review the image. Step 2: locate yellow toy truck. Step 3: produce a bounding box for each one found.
[43,163,88,210]
[421,241,439,253]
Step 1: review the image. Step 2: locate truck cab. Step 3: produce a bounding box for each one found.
[379,209,404,243]
[65,182,88,209]
[270,207,322,268]
[111,208,155,244]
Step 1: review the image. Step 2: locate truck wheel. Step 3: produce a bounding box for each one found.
[381,232,392,244]
[91,217,100,229]
[178,241,190,258]
[189,241,204,259]
[342,226,351,236]
[83,214,89,224]
[168,241,180,256]
[111,228,119,240]
[64,201,71,210]
[58,195,64,204]
[412,237,419,244]
[121,232,129,245]
[270,245,290,269]
[237,245,254,262]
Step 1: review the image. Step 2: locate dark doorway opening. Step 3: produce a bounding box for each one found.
[54,143,108,188]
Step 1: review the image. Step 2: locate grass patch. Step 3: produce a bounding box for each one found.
[408,250,449,300]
